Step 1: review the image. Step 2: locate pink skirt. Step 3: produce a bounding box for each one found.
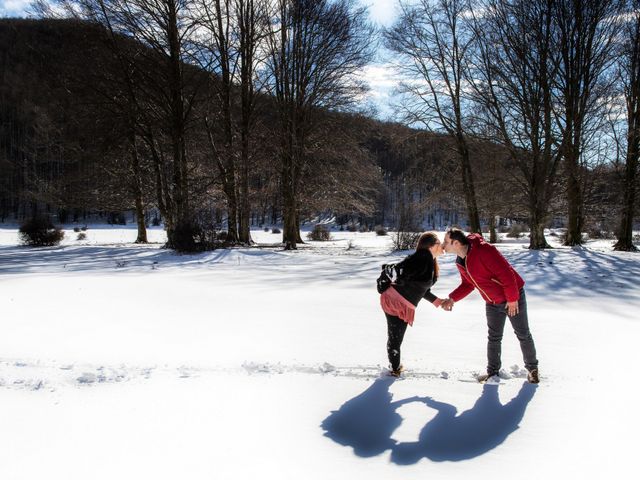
[380,286,416,326]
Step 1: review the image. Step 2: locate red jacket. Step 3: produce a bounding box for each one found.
[449,234,524,304]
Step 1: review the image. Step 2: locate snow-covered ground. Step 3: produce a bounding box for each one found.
[1,225,638,479]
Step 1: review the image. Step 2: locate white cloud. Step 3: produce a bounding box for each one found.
[363,63,399,90]
[359,0,399,27]
[355,62,402,120]
[1,0,32,16]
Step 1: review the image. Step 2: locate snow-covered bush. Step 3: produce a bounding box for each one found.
[307,224,332,241]
[169,218,226,252]
[507,224,527,238]
[392,231,420,251]
[19,216,65,247]
[586,227,615,240]
[375,225,387,236]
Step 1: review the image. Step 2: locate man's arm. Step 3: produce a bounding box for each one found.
[449,268,475,302]
[481,243,520,302]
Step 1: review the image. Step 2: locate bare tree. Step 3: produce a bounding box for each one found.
[195,0,269,244]
[84,0,201,249]
[469,0,563,249]
[29,0,153,241]
[614,0,640,251]
[553,0,622,246]
[236,0,270,243]
[266,0,374,249]
[89,0,151,243]
[385,0,481,233]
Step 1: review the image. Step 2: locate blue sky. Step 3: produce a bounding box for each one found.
[0,0,400,119]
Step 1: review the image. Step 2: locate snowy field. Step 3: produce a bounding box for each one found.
[1,225,639,479]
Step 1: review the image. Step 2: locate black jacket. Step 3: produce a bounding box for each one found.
[392,249,438,307]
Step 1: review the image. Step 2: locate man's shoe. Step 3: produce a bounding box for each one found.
[477,371,499,383]
[389,365,404,377]
[527,369,540,384]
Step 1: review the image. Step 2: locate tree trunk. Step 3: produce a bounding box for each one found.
[225,175,239,242]
[614,11,640,253]
[167,3,189,238]
[282,194,298,250]
[281,150,298,249]
[238,117,252,244]
[295,213,303,244]
[528,205,551,249]
[134,196,147,244]
[130,138,147,244]
[459,139,481,233]
[489,215,497,244]
[564,150,584,246]
[614,131,639,251]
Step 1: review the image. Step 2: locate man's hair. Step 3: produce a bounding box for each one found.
[447,227,469,246]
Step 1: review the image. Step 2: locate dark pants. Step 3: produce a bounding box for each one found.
[386,313,408,371]
[485,288,538,374]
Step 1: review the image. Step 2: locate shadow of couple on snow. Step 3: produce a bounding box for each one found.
[320,377,537,464]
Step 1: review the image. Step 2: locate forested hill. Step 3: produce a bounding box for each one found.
[0,19,133,221]
[0,18,472,232]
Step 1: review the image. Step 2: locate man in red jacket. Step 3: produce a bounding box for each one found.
[441,228,539,383]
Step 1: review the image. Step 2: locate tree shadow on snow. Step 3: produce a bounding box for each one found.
[321,379,537,464]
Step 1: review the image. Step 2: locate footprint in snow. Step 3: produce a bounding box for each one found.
[76,373,97,384]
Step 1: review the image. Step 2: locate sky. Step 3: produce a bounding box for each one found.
[0,0,401,120]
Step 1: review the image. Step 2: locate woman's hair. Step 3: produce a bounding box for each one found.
[416,231,440,278]
[416,231,439,251]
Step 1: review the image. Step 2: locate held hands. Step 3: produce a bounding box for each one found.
[506,301,519,316]
[439,298,455,311]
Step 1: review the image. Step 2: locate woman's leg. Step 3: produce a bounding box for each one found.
[386,313,408,371]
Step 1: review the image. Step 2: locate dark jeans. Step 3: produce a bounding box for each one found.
[386,313,408,371]
[485,288,538,374]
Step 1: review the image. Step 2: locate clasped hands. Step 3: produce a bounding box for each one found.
[438,298,455,311]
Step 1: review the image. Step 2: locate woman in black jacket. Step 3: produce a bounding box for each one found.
[380,232,444,376]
